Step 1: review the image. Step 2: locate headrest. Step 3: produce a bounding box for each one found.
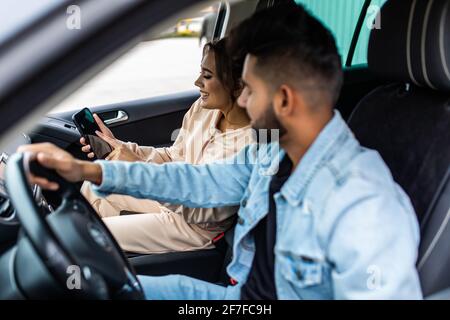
[368,0,450,91]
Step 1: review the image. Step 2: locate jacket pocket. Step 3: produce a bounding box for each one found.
[278,253,332,299]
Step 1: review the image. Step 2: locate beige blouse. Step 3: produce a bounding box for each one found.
[120,98,255,231]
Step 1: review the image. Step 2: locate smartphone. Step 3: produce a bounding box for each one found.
[72,108,113,159]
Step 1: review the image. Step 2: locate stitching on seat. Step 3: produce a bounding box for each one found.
[418,207,450,270]
[421,0,437,90]
[418,167,450,270]
[407,0,420,86]
[420,168,450,231]
[440,1,450,82]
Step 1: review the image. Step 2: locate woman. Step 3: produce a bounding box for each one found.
[80,38,254,254]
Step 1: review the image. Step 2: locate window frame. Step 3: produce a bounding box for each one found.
[295,0,378,68]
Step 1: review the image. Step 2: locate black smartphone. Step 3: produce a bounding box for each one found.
[72,108,113,159]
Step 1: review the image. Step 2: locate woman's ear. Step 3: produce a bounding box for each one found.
[233,80,244,101]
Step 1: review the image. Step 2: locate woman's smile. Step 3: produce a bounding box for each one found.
[200,91,209,100]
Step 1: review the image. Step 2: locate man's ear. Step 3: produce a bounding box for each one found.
[273,84,295,117]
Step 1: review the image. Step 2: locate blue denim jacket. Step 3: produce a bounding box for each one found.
[94,111,423,299]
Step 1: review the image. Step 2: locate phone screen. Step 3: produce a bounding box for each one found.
[72,108,112,159]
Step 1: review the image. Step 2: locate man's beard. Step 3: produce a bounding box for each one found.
[252,102,287,143]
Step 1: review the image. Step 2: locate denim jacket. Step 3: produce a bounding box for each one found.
[94,111,423,299]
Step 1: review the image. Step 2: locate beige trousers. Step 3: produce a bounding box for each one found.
[81,182,218,254]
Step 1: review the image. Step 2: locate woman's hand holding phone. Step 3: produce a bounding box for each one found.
[80,113,119,158]
[80,113,142,162]
[95,132,143,162]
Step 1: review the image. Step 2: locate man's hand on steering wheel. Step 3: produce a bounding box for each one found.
[17,143,103,190]
[7,143,145,300]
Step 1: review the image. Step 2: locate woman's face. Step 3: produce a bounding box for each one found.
[194,48,231,110]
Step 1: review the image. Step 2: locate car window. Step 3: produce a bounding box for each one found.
[49,2,221,114]
[295,0,387,66]
[352,0,388,65]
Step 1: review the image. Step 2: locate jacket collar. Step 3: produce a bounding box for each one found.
[268,110,352,206]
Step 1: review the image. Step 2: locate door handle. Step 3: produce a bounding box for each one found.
[104,110,129,125]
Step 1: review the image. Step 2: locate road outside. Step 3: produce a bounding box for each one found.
[50,38,203,113]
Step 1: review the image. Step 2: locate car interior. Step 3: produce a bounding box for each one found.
[0,0,449,299]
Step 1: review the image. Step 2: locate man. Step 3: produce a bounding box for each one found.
[20,4,422,299]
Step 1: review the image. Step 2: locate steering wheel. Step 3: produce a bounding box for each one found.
[4,152,144,299]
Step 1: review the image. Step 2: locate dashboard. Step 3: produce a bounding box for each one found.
[0,133,52,228]
[31,116,88,161]
[0,118,81,249]
[0,113,111,249]
[0,154,16,225]
[0,134,32,226]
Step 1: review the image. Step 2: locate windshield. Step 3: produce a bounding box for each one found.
[0,0,66,45]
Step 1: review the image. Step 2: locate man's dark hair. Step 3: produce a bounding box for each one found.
[228,3,343,109]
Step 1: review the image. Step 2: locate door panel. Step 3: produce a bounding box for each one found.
[30,90,199,159]
[94,90,199,147]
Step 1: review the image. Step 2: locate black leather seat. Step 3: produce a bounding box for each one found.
[128,247,225,282]
[128,225,235,284]
[347,0,450,297]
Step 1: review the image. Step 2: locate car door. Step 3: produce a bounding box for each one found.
[32,90,198,160]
